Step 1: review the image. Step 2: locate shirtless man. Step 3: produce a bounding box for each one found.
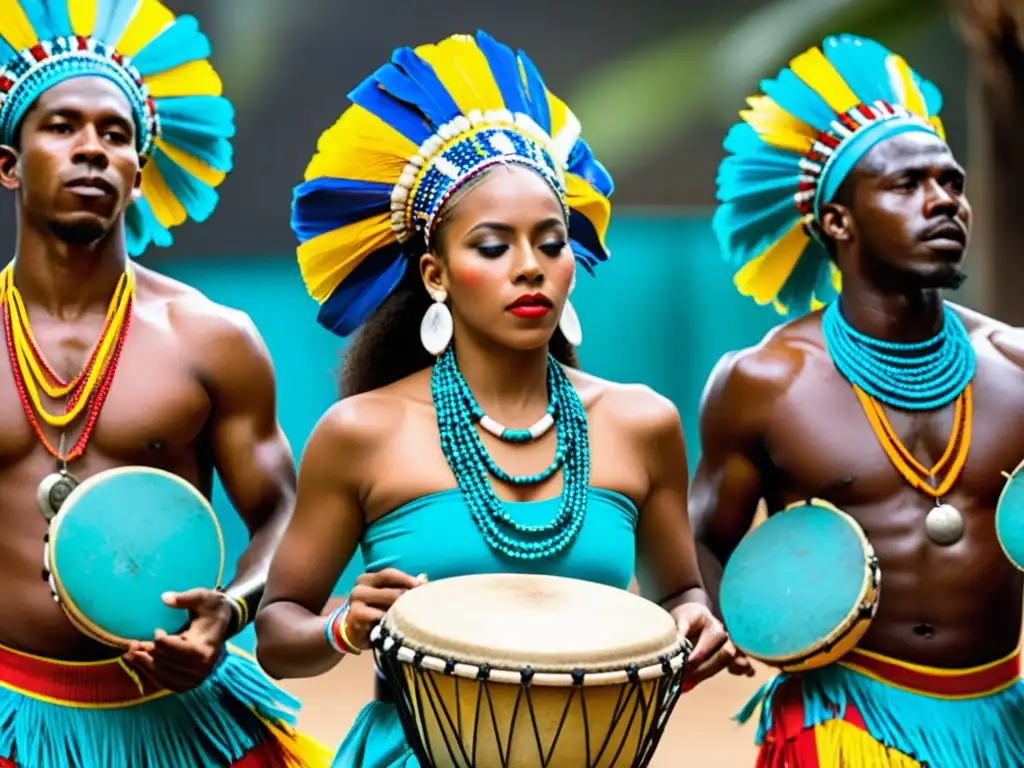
[692,18,1024,767]
[0,2,326,765]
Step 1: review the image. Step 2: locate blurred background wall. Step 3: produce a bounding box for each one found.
[1,1,994,761]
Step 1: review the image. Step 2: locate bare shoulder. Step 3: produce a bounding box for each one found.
[133,265,266,367]
[566,367,682,439]
[701,313,823,425]
[951,301,1024,369]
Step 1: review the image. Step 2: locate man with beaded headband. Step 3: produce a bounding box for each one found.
[255,29,747,766]
[0,0,330,765]
[691,23,1024,768]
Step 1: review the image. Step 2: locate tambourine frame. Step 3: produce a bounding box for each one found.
[45,466,226,649]
[996,458,1024,572]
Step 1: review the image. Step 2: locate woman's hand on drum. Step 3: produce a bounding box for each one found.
[122,588,234,692]
[674,603,755,686]
[343,569,428,650]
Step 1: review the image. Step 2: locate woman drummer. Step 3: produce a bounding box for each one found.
[255,30,744,765]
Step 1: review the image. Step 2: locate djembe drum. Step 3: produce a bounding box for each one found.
[720,498,880,672]
[43,466,226,648]
[370,573,689,768]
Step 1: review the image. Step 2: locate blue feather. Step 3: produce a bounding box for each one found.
[348,76,431,146]
[776,249,825,315]
[92,0,140,47]
[375,50,460,129]
[317,245,407,337]
[570,239,600,275]
[0,38,16,64]
[919,80,942,116]
[474,30,528,114]
[713,197,801,267]
[567,139,614,198]
[822,34,897,107]
[132,16,210,75]
[15,0,72,41]
[568,210,607,269]
[762,70,837,133]
[515,50,551,134]
[125,197,172,258]
[153,149,218,223]
[156,96,235,171]
[291,178,392,244]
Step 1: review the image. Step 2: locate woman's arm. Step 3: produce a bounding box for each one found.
[626,386,753,685]
[254,397,420,679]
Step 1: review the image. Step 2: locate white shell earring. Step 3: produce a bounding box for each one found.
[559,267,582,346]
[420,289,453,356]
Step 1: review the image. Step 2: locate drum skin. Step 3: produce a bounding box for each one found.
[47,467,225,648]
[375,573,688,768]
[720,499,880,673]
[996,459,1024,570]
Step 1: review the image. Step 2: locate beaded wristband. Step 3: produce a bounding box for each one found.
[219,591,250,636]
[324,604,361,655]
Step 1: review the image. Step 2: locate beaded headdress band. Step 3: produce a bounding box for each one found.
[0,0,235,256]
[713,34,946,316]
[291,30,614,338]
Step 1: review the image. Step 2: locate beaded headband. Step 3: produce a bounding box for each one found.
[291,30,614,339]
[0,1,236,257]
[713,34,946,316]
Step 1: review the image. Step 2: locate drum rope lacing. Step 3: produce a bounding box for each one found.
[432,346,590,560]
[370,623,688,767]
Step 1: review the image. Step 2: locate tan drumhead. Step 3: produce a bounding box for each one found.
[383,573,682,673]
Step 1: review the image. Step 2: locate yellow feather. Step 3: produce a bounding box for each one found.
[67,0,96,37]
[887,55,926,118]
[929,116,946,141]
[303,105,416,186]
[810,296,824,311]
[733,219,809,304]
[790,47,859,114]
[741,96,815,154]
[830,264,842,292]
[140,159,186,228]
[144,60,222,99]
[297,215,395,304]
[773,299,789,314]
[414,35,503,116]
[154,139,225,188]
[566,173,610,247]
[546,90,570,142]
[0,0,42,52]
[117,0,174,58]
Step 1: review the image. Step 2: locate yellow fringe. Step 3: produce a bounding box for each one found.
[814,719,922,768]
[259,717,334,768]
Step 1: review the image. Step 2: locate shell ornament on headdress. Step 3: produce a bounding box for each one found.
[291,30,614,338]
[0,0,235,256]
[713,34,946,316]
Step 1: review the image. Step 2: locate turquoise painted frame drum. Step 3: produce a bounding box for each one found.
[996,460,1024,570]
[44,467,226,649]
[719,498,880,672]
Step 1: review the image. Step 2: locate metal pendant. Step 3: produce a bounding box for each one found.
[925,503,964,546]
[36,471,78,520]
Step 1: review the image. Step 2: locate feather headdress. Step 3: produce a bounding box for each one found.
[0,0,235,256]
[291,30,614,338]
[713,34,946,315]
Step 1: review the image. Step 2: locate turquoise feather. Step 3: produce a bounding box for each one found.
[91,0,139,47]
[132,16,212,75]
[14,0,72,42]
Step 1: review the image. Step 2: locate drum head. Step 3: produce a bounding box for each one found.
[996,460,1024,570]
[383,573,681,674]
[49,467,225,646]
[720,501,873,665]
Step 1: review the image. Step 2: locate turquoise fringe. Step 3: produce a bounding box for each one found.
[737,665,1024,767]
[331,701,417,768]
[0,651,301,768]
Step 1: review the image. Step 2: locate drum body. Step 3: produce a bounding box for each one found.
[45,466,226,648]
[996,459,1024,570]
[720,498,880,673]
[371,573,688,768]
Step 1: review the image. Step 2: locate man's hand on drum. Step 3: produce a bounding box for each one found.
[674,603,756,687]
[122,588,234,692]
[342,569,428,650]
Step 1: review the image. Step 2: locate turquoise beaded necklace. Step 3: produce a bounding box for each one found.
[822,300,975,411]
[431,346,589,559]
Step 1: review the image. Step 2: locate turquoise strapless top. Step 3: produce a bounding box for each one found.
[360,487,638,591]
[334,489,639,768]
